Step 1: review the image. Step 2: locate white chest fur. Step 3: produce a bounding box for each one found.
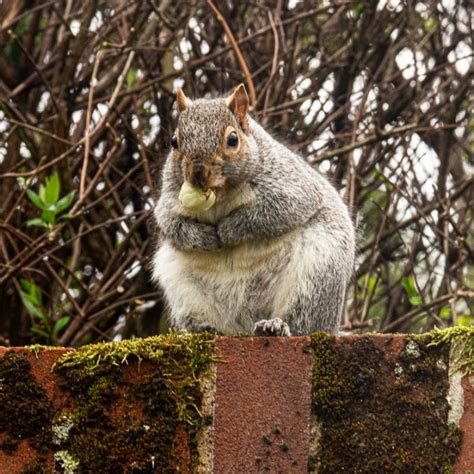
[152,229,298,333]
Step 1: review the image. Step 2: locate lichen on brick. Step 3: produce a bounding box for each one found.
[52,413,74,445]
[309,330,465,472]
[54,450,79,474]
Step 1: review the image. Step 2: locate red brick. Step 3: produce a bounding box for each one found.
[455,374,474,473]
[213,337,313,473]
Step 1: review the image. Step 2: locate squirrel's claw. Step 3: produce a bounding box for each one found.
[253,318,291,337]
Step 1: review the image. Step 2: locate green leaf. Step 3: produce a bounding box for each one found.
[55,190,76,214]
[26,218,49,228]
[126,68,138,90]
[44,173,60,206]
[353,3,364,15]
[401,276,417,296]
[14,14,33,36]
[26,189,46,210]
[425,18,437,32]
[58,213,74,221]
[368,275,377,294]
[439,307,451,320]
[39,184,46,202]
[41,209,56,225]
[53,316,71,335]
[20,278,33,292]
[402,276,422,306]
[20,292,46,321]
[20,278,42,306]
[31,327,50,338]
[408,295,422,306]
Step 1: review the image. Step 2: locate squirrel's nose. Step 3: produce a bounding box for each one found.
[188,164,208,189]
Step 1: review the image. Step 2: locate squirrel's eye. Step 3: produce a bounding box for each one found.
[227,131,239,148]
[171,134,178,149]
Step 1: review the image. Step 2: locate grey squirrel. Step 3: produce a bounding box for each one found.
[152,84,355,336]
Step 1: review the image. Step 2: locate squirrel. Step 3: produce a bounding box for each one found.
[152,84,355,336]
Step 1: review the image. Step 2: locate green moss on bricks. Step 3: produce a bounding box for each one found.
[417,326,474,374]
[26,344,58,358]
[0,351,53,462]
[52,332,216,472]
[310,331,463,472]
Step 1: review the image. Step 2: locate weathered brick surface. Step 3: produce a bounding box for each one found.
[455,374,474,472]
[0,348,67,473]
[213,337,313,473]
[0,334,472,473]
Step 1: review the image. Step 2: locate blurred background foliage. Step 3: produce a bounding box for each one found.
[0,0,472,346]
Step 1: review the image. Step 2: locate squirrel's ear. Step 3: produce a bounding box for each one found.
[176,88,189,112]
[226,84,249,131]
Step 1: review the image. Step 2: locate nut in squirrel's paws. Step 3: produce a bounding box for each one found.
[254,318,292,337]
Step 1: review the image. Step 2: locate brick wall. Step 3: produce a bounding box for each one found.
[0,329,472,472]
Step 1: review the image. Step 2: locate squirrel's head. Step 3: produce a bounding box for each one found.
[170,84,257,194]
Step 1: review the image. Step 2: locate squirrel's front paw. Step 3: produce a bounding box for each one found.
[217,218,242,247]
[190,222,221,251]
[254,318,292,337]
